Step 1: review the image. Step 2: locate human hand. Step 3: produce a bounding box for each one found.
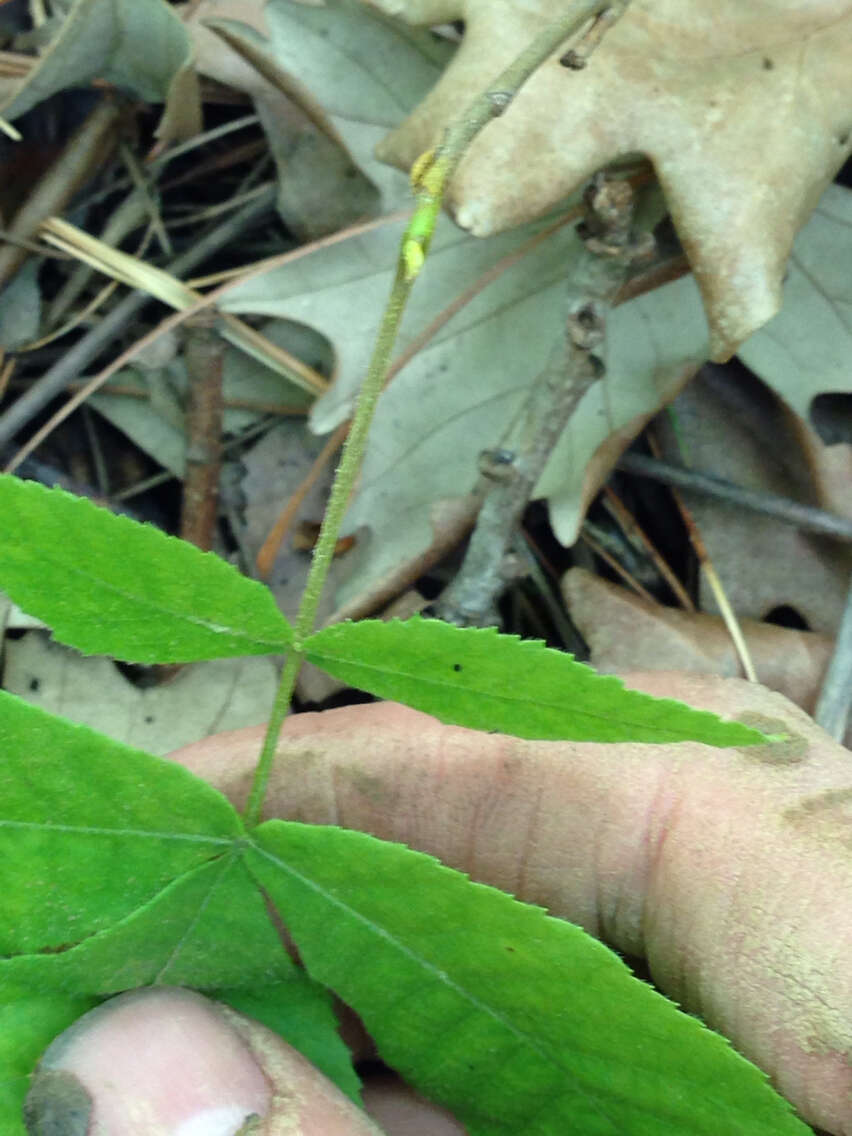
[28,672,851,1134]
[23,986,463,1134]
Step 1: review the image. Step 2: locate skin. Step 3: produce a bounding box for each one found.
[25,987,386,1136]
[35,672,851,1134]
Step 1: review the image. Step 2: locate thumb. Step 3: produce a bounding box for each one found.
[25,986,383,1136]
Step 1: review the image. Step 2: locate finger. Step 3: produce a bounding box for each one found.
[168,673,852,1135]
[362,1075,467,1135]
[25,986,383,1136]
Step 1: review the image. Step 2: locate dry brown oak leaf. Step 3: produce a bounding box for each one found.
[363,0,852,360]
[170,673,852,1135]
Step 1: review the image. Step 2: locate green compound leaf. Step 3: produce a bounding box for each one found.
[1,857,356,1111]
[247,822,808,1136]
[0,475,291,663]
[0,691,241,954]
[302,617,768,746]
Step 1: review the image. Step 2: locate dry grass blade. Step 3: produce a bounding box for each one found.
[602,486,694,611]
[38,217,327,397]
[646,432,757,682]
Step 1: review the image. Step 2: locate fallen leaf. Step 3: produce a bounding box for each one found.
[656,362,852,634]
[90,319,319,477]
[257,92,382,240]
[223,210,708,606]
[261,0,453,212]
[737,181,852,524]
[0,0,200,143]
[183,0,275,97]
[366,0,852,359]
[562,566,840,731]
[187,0,382,236]
[189,0,452,215]
[3,632,278,755]
[218,4,852,615]
[0,260,40,350]
[739,183,852,423]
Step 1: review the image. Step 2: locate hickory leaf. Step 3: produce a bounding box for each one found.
[0,475,291,663]
[0,873,356,1097]
[247,820,808,1136]
[0,674,798,1131]
[302,617,769,745]
[0,693,356,1104]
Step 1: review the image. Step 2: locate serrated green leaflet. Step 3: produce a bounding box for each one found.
[0,691,241,953]
[247,821,807,1135]
[303,617,768,745]
[0,993,97,1136]
[0,475,291,662]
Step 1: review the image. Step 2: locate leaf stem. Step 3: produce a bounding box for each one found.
[243,263,410,827]
[241,0,633,828]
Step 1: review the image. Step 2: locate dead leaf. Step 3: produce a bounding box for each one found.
[186,0,339,237]
[644,186,852,633]
[366,0,852,359]
[183,0,275,97]
[90,320,319,476]
[0,260,40,350]
[0,0,200,144]
[222,211,708,606]
[261,0,452,212]
[562,566,837,725]
[191,2,382,236]
[237,419,345,619]
[656,363,852,633]
[188,0,452,216]
[737,182,852,528]
[217,5,852,615]
[4,632,278,754]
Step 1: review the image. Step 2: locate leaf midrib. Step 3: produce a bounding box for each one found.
[304,648,724,743]
[0,819,235,843]
[251,837,631,1134]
